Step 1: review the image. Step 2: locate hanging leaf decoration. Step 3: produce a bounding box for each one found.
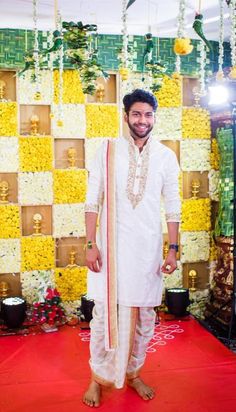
[192,13,212,51]
[126,0,137,9]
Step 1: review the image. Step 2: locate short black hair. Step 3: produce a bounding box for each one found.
[123,89,158,114]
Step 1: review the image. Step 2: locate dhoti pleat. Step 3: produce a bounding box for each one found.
[89,301,156,389]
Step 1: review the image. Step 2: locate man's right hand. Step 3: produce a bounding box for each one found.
[86,245,102,273]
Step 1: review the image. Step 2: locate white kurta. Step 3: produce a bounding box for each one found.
[85,136,181,307]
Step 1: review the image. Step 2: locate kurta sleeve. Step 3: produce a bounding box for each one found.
[85,143,105,214]
[162,150,181,222]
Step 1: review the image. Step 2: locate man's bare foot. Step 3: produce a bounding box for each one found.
[83,380,101,407]
[127,377,155,400]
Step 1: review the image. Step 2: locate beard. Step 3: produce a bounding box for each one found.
[127,119,153,140]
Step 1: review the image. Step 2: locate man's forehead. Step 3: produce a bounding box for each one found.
[129,102,155,113]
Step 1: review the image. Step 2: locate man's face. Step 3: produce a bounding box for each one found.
[125,102,155,140]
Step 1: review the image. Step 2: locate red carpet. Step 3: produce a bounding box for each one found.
[1,317,236,412]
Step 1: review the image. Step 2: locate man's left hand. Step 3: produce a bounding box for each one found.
[161,250,177,274]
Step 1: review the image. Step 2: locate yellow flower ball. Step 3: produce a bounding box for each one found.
[174,38,193,55]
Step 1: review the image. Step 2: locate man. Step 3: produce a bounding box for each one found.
[83,89,180,407]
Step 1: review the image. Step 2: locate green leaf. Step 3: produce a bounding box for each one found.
[126,0,137,10]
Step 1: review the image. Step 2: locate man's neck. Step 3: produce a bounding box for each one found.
[131,135,150,152]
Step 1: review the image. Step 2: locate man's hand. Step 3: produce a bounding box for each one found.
[161,250,177,274]
[86,245,102,273]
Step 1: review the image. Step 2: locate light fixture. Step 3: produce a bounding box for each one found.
[2,297,26,329]
[165,288,190,317]
[208,84,229,106]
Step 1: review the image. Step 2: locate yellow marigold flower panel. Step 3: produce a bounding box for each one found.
[0,102,18,136]
[53,169,87,203]
[55,266,88,301]
[155,75,182,108]
[19,136,53,172]
[181,198,211,231]
[86,104,119,138]
[210,138,220,170]
[0,205,21,238]
[54,70,85,104]
[21,236,55,271]
[182,108,211,139]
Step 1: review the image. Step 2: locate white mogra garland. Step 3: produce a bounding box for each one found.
[18,70,52,104]
[152,108,182,140]
[180,139,211,172]
[18,172,53,205]
[51,104,86,138]
[199,40,206,95]
[208,169,220,201]
[180,231,210,262]
[218,0,224,76]
[53,204,85,237]
[0,137,19,172]
[0,239,20,273]
[20,270,55,304]
[230,0,236,67]
[175,0,186,72]
[33,0,41,96]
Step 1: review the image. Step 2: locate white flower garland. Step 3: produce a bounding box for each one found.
[0,239,20,273]
[20,269,55,304]
[33,0,41,97]
[175,0,186,72]
[230,0,236,67]
[180,231,210,262]
[0,137,19,172]
[61,299,81,318]
[153,108,182,140]
[18,172,53,205]
[180,140,211,172]
[199,40,206,95]
[208,169,219,201]
[51,104,86,138]
[218,0,224,76]
[53,204,85,237]
[18,70,52,104]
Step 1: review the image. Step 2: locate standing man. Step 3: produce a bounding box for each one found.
[83,89,180,407]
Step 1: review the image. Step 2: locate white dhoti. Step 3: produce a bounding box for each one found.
[89,301,156,389]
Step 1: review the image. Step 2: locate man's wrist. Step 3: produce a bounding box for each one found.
[168,243,179,252]
[84,240,97,250]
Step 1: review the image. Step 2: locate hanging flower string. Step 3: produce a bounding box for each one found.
[118,0,130,80]
[216,0,225,80]
[174,0,193,72]
[229,0,236,78]
[199,40,206,95]
[33,0,41,100]
[48,30,55,118]
[56,12,64,126]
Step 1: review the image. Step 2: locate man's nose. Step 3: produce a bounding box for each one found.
[138,114,147,122]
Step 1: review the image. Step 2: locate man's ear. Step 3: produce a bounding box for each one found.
[124,112,128,123]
